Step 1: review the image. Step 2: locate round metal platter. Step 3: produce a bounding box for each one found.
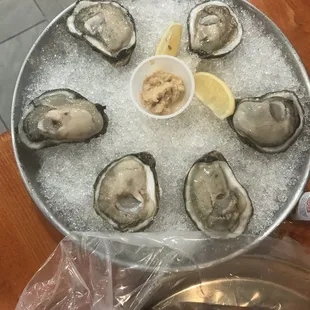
[11,0,310,263]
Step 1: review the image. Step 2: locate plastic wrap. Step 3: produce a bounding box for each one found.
[16,232,310,310]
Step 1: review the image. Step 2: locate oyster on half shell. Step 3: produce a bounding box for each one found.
[188,1,242,58]
[184,151,252,238]
[228,91,304,153]
[19,89,108,149]
[93,152,160,232]
[67,0,136,66]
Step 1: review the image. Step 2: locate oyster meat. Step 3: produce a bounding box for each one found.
[228,91,304,153]
[188,1,242,58]
[67,0,136,66]
[184,151,252,238]
[19,89,108,149]
[93,152,160,232]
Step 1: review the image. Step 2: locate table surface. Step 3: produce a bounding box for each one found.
[1,1,310,309]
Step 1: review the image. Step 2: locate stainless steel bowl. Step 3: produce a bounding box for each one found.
[149,254,310,309]
[11,0,310,265]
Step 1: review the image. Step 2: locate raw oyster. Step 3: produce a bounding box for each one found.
[188,1,242,58]
[93,152,160,232]
[228,91,304,153]
[19,89,108,149]
[184,151,252,238]
[67,0,136,66]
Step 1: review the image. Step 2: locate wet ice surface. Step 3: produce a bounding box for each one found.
[22,0,310,233]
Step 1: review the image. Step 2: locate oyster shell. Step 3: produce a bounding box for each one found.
[228,91,304,153]
[93,152,160,232]
[19,89,108,149]
[188,1,242,58]
[184,151,252,238]
[67,0,136,66]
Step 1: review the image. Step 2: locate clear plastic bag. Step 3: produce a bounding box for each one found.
[16,232,310,310]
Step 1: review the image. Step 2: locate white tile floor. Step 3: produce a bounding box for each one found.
[0,0,44,43]
[0,0,75,134]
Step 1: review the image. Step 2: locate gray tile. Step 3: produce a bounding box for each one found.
[0,22,48,130]
[58,0,75,10]
[0,0,45,43]
[35,0,64,21]
[0,118,6,135]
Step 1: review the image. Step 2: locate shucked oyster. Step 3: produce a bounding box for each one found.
[67,0,136,66]
[228,91,304,153]
[188,1,242,58]
[184,151,252,238]
[19,89,108,149]
[93,152,159,232]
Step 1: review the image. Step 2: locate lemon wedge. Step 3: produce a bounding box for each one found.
[155,23,182,56]
[194,72,235,120]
